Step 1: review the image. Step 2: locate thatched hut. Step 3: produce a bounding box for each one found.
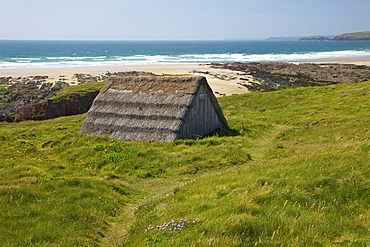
[79,76,229,143]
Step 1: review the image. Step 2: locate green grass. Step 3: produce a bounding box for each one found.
[50,81,106,103]
[337,31,370,38]
[0,81,369,246]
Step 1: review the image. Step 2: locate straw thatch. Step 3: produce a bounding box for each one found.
[79,76,229,143]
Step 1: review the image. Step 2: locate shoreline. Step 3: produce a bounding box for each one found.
[0,64,253,96]
[1,59,370,96]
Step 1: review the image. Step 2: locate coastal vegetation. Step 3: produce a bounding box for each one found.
[1,78,369,246]
[299,36,330,41]
[333,31,370,41]
[301,31,370,41]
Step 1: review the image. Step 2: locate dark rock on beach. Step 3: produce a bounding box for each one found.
[210,62,370,91]
[74,73,108,84]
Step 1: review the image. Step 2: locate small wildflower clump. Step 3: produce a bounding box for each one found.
[144,218,200,233]
[132,192,175,214]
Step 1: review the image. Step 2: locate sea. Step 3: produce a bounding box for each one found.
[0,40,370,71]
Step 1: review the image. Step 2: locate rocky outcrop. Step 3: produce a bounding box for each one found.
[1,71,156,122]
[9,91,99,122]
[0,80,69,122]
[210,62,370,91]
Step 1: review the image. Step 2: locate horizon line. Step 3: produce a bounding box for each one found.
[0,38,268,42]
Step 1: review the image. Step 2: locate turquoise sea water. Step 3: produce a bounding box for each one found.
[0,40,369,70]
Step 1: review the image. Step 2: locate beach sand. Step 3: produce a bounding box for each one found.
[120,64,254,96]
[1,59,369,96]
[0,64,252,96]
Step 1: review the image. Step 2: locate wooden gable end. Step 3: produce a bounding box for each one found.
[179,83,229,139]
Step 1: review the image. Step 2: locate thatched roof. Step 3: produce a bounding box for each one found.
[79,76,228,142]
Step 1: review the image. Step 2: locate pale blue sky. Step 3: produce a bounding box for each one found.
[0,0,369,40]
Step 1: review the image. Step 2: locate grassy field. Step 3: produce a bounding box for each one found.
[0,80,369,246]
[336,31,370,39]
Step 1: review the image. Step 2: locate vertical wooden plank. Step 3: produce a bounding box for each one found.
[204,86,209,133]
[199,86,203,134]
[205,86,214,134]
[203,87,207,134]
[191,93,198,137]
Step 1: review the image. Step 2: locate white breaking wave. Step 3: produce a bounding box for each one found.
[1,50,369,70]
[45,56,108,60]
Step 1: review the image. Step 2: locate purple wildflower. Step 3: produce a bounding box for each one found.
[144,217,200,233]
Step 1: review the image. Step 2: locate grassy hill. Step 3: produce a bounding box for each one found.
[299,35,330,41]
[334,31,370,40]
[0,80,369,246]
[298,31,370,41]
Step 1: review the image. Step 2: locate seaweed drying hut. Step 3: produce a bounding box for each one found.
[79,76,229,143]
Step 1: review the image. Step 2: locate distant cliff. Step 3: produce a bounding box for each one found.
[300,36,331,41]
[266,36,301,41]
[332,31,370,41]
[267,31,370,41]
[298,31,370,41]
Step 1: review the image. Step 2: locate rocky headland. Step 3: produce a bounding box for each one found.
[299,31,370,41]
[268,31,370,41]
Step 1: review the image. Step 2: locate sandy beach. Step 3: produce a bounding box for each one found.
[1,59,370,97]
[0,64,253,96]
